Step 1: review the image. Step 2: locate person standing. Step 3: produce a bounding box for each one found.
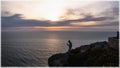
[67,40,72,54]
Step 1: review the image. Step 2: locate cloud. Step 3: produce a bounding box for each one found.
[1,1,119,30]
[2,14,52,27]
[2,11,118,28]
[55,14,113,26]
[56,1,119,27]
[100,1,119,18]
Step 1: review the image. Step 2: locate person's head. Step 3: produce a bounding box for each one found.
[68,40,71,42]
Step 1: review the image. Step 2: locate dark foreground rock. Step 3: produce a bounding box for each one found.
[48,53,69,66]
[48,41,119,67]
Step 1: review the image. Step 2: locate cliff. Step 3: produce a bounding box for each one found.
[48,41,119,67]
[48,33,119,67]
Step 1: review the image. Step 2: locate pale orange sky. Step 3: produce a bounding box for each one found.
[2,0,119,31]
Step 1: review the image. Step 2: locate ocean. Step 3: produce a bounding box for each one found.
[1,31,116,66]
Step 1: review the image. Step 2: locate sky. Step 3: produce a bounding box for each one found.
[1,0,119,31]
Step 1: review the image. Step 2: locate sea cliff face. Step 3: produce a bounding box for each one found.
[48,36,119,67]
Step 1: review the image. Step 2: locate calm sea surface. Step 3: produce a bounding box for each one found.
[2,31,116,66]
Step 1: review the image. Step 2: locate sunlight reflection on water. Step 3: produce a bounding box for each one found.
[2,31,116,66]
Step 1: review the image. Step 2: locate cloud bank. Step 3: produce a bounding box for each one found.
[2,1,119,31]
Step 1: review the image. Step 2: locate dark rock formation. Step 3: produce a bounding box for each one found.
[48,40,119,67]
[68,46,119,66]
[48,53,69,66]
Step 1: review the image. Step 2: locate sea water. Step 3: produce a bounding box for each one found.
[1,31,116,66]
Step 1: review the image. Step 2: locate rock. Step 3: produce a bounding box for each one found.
[68,46,119,66]
[108,37,119,49]
[48,41,119,66]
[48,53,69,66]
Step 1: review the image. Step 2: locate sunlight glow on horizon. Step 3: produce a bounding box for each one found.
[16,26,82,31]
[2,1,118,31]
[25,0,66,21]
[71,21,97,26]
[2,0,94,21]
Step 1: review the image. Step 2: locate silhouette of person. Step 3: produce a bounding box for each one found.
[67,40,72,54]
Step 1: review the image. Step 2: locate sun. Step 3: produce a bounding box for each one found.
[23,0,66,21]
[39,0,66,21]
